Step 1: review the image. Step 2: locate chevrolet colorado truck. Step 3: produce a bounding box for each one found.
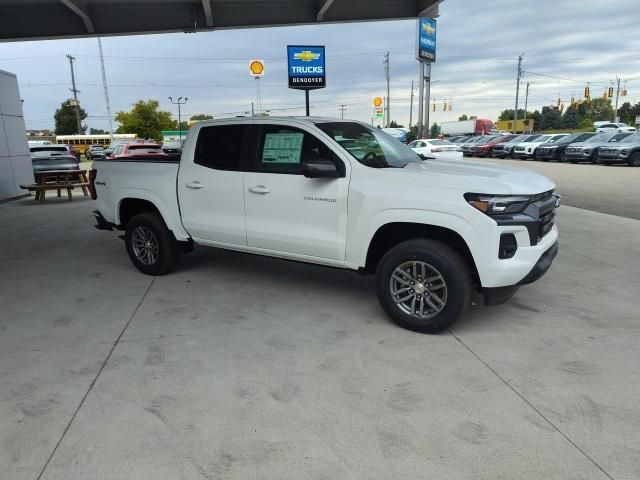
[90,118,559,333]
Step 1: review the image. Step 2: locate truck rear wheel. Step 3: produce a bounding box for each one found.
[376,239,472,333]
[125,212,180,275]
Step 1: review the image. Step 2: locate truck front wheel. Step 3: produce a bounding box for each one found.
[125,212,180,275]
[376,239,472,333]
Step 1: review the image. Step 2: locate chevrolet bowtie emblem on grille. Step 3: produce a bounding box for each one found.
[293,50,321,62]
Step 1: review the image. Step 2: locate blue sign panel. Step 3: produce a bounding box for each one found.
[287,45,326,90]
[417,18,437,62]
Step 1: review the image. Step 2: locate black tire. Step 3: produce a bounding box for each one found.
[125,212,180,275]
[376,239,472,334]
[629,151,640,167]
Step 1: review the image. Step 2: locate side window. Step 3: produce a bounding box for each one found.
[256,125,341,175]
[195,125,245,171]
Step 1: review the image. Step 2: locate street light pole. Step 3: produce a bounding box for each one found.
[169,96,188,142]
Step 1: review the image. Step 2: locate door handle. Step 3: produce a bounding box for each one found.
[186,181,204,189]
[248,185,271,194]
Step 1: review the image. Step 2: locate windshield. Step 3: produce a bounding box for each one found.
[316,122,421,168]
[585,133,610,143]
[608,133,633,143]
[618,133,640,143]
[559,134,580,143]
[523,135,541,142]
[535,135,553,143]
[549,135,567,142]
[30,146,67,152]
[428,140,452,146]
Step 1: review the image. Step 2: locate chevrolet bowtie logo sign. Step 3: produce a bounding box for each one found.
[422,22,436,35]
[293,50,321,62]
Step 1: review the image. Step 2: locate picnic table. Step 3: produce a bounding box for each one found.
[20,169,90,202]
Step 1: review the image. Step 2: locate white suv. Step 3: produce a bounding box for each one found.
[596,123,637,133]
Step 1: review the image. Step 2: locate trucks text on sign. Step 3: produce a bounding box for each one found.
[287,45,326,90]
[417,18,436,63]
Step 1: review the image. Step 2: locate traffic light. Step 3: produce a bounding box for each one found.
[584,86,590,99]
[432,103,436,112]
[622,90,628,97]
[608,87,614,98]
[443,102,447,111]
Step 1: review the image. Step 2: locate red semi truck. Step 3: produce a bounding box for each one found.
[441,118,494,136]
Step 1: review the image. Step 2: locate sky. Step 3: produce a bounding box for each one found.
[1,0,639,132]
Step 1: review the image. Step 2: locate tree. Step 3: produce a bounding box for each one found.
[89,128,106,134]
[115,100,175,141]
[429,122,440,137]
[54,99,87,135]
[458,114,468,121]
[587,98,614,122]
[389,120,404,128]
[617,102,633,125]
[540,107,562,130]
[498,109,532,121]
[561,106,580,129]
[190,114,213,121]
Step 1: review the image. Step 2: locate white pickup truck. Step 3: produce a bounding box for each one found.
[91,117,559,333]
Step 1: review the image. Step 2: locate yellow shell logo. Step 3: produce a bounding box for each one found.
[250,60,264,75]
[373,97,383,107]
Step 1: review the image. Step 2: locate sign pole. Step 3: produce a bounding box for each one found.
[424,63,431,138]
[417,63,424,138]
[305,90,310,116]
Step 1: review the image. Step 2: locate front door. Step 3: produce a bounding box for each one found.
[244,123,349,260]
[178,123,249,245]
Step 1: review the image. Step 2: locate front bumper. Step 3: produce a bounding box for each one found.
[483,241,558,305]
[597,151,628,161]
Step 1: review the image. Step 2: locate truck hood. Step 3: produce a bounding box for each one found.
[401,158,555,195]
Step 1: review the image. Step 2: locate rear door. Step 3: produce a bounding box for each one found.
[243,122,349,260]
[178,123,250,245]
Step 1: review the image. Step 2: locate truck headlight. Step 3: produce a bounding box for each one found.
[464,193,532,215]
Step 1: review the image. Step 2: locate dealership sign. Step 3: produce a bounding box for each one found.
[287,45,326,90]
[416,18,436,62]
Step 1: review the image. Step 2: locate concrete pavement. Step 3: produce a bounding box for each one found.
[0,194,639,480]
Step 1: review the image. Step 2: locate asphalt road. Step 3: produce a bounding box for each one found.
[468,157,640,220]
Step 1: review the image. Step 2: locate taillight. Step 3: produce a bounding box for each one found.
[89,168,97,200]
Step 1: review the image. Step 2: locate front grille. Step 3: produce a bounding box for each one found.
[514,146,525,151]
[537,193,557,241]
[566,147,580,154]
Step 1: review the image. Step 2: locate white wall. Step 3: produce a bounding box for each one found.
[0,69,33,201]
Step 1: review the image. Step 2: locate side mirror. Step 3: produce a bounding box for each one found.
[302,161,341,178]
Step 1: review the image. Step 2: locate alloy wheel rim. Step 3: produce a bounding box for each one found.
[389,261,448,320]
[131,226,159,265]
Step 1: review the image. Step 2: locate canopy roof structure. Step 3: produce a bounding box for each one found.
[0,0,441,42]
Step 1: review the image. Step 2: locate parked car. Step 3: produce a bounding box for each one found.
[460,135,499,156]
[381,128,410,143]
[512,134,568,159]
[472,134,519,158]
[595,122,636,134]
[408,138,463,160]
[595,133,640,166]
[161,140,183,160]
[491,134,533,158]
[29,145,80,172]
[111,143,168,160]
[86,145,106,161]
[564,132,634,164]
[535,133,597,162]
[91,117,559,334]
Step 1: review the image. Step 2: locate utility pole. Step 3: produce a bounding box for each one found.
[338,104,347,119]
[523,81,531,132]
[417,63,424,138]
[168,96,188,142]
[613,76,621,122]
[409,81,415,128]
[97,38,114,141]
[383,52,390,127]
[513,53,524,134]
[66,54,83,134]
[423,63,431,138]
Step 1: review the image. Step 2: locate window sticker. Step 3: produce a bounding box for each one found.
[262,132,304,164]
